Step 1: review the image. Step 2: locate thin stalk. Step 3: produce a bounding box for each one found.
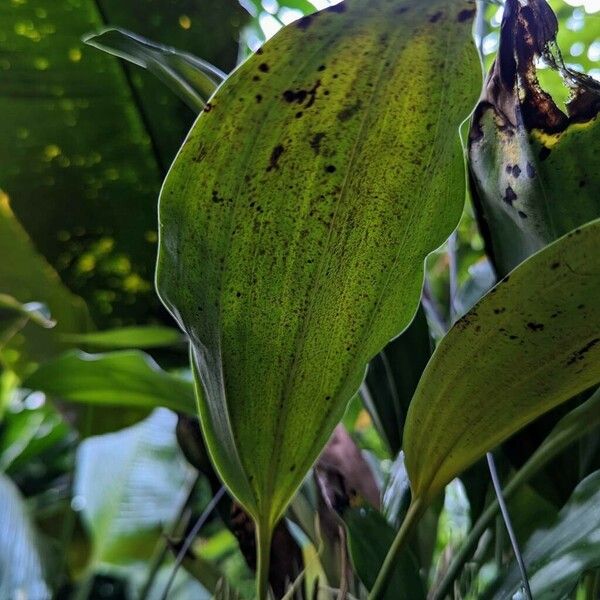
[433,388,600,600]
[369,498,423,600]
[159,485,226,600]
[256,521,273,600]
[486,453,532,599]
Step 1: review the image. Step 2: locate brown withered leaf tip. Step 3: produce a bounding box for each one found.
[471,0,600,138]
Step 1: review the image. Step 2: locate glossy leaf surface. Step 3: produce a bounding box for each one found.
[487,471,600,600]
[157,0,479,532]
[24,350,196,417]
[84,28,225,112]
[405,219,600,505]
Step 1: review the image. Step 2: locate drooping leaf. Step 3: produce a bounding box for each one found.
[364,306,432,456]
[0,191,91,374]
[24,350,196,418]
[157,0,480,556]
[0,473,50,600]
[404,218,600,507]
[468,0,600,277]
[73,409,191,564]
[83,28,226,112]
[61,325,185,349]
[486,470,600,600]
[344,506,425,600]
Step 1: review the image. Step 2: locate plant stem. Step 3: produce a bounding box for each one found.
[256,521,272,600]
[369,498,423,600]
[486,453,532,600]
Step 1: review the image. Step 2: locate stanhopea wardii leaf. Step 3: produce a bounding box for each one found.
[404,218,600,506]
[468,0,600,277]
[157,0,479,592]
[83,28,226,112]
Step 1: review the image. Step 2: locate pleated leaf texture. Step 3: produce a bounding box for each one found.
[157,0,479,537]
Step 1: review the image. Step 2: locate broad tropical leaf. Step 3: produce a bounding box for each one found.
[157,0,479,560]
[486,470,600,600]
[0,474,50,600]
[74,409,190,564]
[404,218,600,506]
[0,0,246,326]
[468,0,600,276]
[24,350,196,417]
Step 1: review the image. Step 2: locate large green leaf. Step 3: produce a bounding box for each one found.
[486,470,600,600]
[74,409,191,565]
[0,0,246,326]
[0,473,50,599]
[404,218,600,506]
[24,350,196,417]
[468,0,600,277]
[157,0,479,561]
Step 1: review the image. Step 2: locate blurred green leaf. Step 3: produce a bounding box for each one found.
[0,473,50,599]
[74,409,191,564]
[0,294,55,331]
[487,470,600,600]
[405,218,600,506]
[157,0,480,561]
[62,325,185,349]
[364,306,432,456]
[0,192,91,375]
[84,28,226,112]
[344,506,425,600]
[24,350,196,417]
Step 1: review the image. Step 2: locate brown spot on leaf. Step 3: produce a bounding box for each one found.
[282,80,321,109]
[526,321,544,332]
[259,62,269,73]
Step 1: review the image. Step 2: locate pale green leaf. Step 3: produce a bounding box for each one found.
[405,219,600,505]
[62,325,185,349]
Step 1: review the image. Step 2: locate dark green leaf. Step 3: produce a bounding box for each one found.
[364,306,432,456]
[344,507,425,600]
[487,471,600,600]
[157,0,480,550]
[83,28,225,112]
[24,350,196,417]
[405,218,600,506]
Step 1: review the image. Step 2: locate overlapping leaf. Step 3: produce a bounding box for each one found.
[404,218,600,505]
[157,0,480,557]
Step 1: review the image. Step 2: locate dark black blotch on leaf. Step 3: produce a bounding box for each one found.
[527,321,544,332]
[297,15,312,30]
[526,162,536,178]
[310,132,325,155]
[267,144,285,172]
[429,11,443,23]
[567,338,600,366]
[337,100,362,122]
[503,186,518,206]
[457,8,476,22]
[325,165,336,173]
[518,211,528,219]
